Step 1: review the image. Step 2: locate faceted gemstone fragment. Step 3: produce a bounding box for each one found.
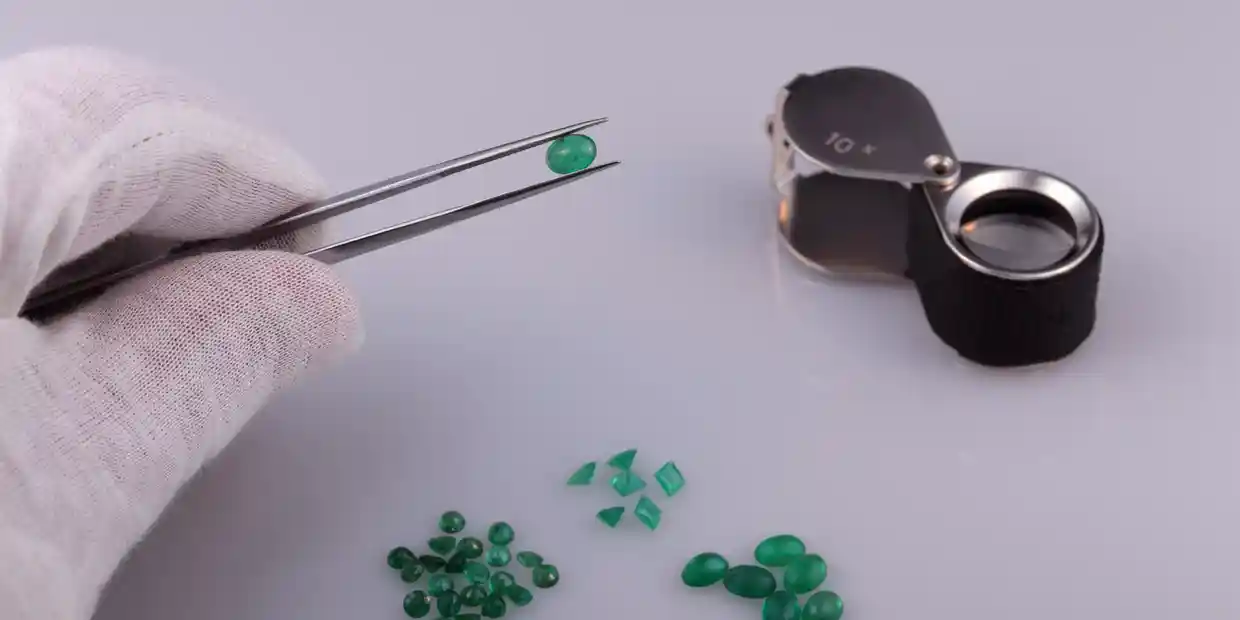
[400,561,426,584]
[723,565,777,599]
[489,571,516,594]
[596,506,625,528]
[763,591,802,620]
[429,535,457,555]
[457,536,485,559]
[754,534,806,567]
[545,134,597,175]
[681,552,729,587]
[428,574,455,596]
[654,461,686,497]
[516,551,543,568]
[403,590,432,618]
[487,522,515,546]
[610,470,647,497]
[388,546,416,570]
[420,555,446,573]
[607,448,637,470]
[439,510,466,533]
[567,461,597,485]
[784,553,828,594]
[505,584,534,607]
[532,564,560,589]
[446,551,469,574]
[481,593,508,618]
[461,584,488,607]
[803,591,844,620]
[634,495,662,530]
[436,591,462,617]
[464,561,491,585]
[486,545,512,567]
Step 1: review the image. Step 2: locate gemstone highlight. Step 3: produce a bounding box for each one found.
[607,448,637,470]
[567,462,596,485]
[723,565,777,599]
[634,495,662,530]
[803,591,844,620]
[457,536,485,559]
[754,534,806,567]
[403,590,432,618]
[400,561,425,584]
[784,553,828,594]
[596,506,625,528]
[439,511,466,534]
[486,545,512,567]
[681,552,729,587]
[654,461,686,497]
[487,522,515,546]
[545,134,597,175]
[610,470,647,497]
[532,564,560,589]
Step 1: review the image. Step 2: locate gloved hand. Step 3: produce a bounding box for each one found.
[0,47,363,619]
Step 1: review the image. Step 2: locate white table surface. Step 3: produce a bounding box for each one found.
[4,1,1239,619]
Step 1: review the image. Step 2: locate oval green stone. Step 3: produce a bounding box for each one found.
[489,571,516,594]
[723,565,777,599]
[516,551,543,568]
[487,522,515,546]
[784,553,827,594]
[429,535,457,555]
[803,591,844,620]
[458,537,485,559]
[464,561,491,585]
[403,590,432,618]
[481,593,507,618]
[505,584,534,607]
[754,534,806,567]
[436,591,462,617]
[461,584,488,607]
[439,510,466,534]
[532,564,559,589]
[388,546,416,570]
[681,552,729,587]
[446,551,469,574]
[763,591,801,620]
[545,134,597,175]
[485,545,511,567]
[428,574,455,596]
[400,561,425,584]
[420,555,446,573]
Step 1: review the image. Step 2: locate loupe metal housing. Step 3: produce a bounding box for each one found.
[767,68,1104,367]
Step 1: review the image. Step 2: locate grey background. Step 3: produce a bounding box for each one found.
[3,1,1239,619]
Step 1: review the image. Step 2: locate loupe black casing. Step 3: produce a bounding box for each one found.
[767,68,1104,367]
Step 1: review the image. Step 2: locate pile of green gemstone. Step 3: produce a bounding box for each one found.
[386,511,559,618]
[681,534,844,620]
[567,448,685,531]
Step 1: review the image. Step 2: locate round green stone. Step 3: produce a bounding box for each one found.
[429,535,457,555]
[723,565,777,599]
[784,553,828,594]
[516,551,543,568]
[681,552,729,587]
[403,590,432,618]
[464,561,491,585]
[485,545,511,567]
[439,510,466,533]
[481,594,507,618]
[428,574,455,596]
[388,546,416,570]
[754,534,806,567]
[461,584,489,607]
[487,522,515,546]
[458,537,485,559]
[436,590,462,617]
[763,590,801,620]
[400,561,425,584]
[803,591,844,620]
[545,134,597,175]
[532,564,559,589]
[420,555,446,573]
[489,571,516,594]
[505,584,534,607]
[446,551,469,574]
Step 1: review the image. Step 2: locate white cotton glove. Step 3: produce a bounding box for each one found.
[0,47,364,619]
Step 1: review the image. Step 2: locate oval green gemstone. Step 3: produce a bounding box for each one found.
[532,564,559,589]
[681,552,729,587]
[428,535,457,555]
[784,553,828,594]
[723,565,777,599]
[516,551,543,568]
[403,590,432,618]
[505,584,534,607]
[754,534,806,567]
[446,551,468,574]
[487,522,515,546]
[464,561,491,585]
[420,555,446,573]
[545,134,597,175]
[481,593,507,618]
[489,571,516,594]
[388,546,416,570]
[428,573,455,596]
[485,545,511,567]
[457,537,485,559]
[439,510,466,534]
[763,591,801,620]
[803,591,844,620]
[461,584,489,607]
[436,591,462,617]
[400,561,426,584]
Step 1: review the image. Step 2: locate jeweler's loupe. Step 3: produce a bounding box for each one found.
[766,68,1104,367]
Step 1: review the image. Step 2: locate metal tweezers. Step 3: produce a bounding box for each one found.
[21,118,616,319]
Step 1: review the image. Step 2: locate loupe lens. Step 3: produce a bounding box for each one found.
[958,190,1076,272]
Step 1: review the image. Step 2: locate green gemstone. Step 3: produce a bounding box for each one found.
[457,536,485,559]
[681,552,729,587]
[505,584,534,607]
[457,614,482,620]
[803,591,844,620]
[609,470,647,497]
[439,510,466,534]
[516,551,543,568]
[487,522,515,546]
[596,506,625,528]
[567,461,597,485]
[403,590,432,618]
[532,564,559,589]
[723,565,777,599]
[634,495,662,530]
[446,551,468,573]
[545,134,597,175]
[754,534,806,567]
[400,561,426,584]
[607,448,637,470]
[763,591,802,620]
[784,553,828,594]
[653,461,686,497]
[485,545,512,567]
[481,593,507,618]
[436,590,462,617]
[429,535,457,555]
[420,555,446,573]
[428,574,455,596]
[461,584,488,607]
[388,546,416,570]
[464,561,491,584]
[489,571,516,594]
